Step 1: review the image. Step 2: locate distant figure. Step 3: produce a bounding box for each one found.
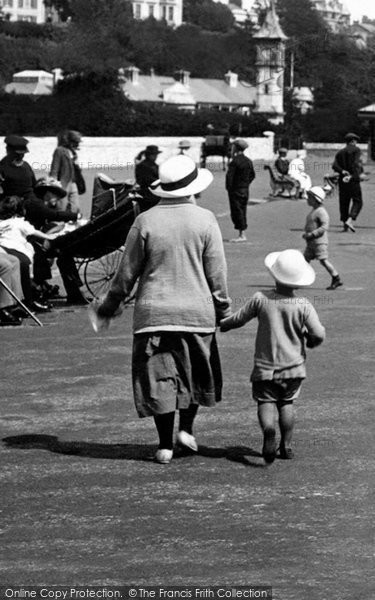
[288,151,311,198]
[0,135,37,204]
[332,132,364,232]
[135,145,161,212]
[220,249,325,463]
[275,147,290,177]
[178,140,191,155]
[225,138,255,242]
[50,130,84,214]
[302,186,343,290]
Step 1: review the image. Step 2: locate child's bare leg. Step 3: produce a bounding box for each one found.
[278,401,294,458]
[322,259,343,289]
[319,258,338,277]
[257,401,277,464]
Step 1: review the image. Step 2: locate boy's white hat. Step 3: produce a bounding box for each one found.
[307,186,326,203]
[265,249,316,288]
[150,155,213,198]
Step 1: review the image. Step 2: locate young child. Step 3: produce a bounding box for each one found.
[303,186,342,290]
[0,196,58,312]
[220,249,325,464]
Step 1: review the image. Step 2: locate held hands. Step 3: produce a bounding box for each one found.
[88,298,111,333]
[302,232,312,240]
[88,297,123,333]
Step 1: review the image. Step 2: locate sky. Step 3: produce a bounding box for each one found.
[345,0,375,22]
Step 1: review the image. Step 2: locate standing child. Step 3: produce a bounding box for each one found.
[220,249,325,464]
[303,186,343,290]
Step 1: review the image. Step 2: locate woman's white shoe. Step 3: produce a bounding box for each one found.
[154,449,173,464]
[176,431,198,452]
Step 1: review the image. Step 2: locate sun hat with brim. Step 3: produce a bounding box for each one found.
[265,249,316,288]
[307,186,325,204]
[150,155,213,198]
[34,176,67,199]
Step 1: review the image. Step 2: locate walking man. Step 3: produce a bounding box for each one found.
[332,132,364,232]
[225,138,255,242]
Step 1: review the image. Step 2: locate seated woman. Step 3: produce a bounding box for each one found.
[288,151,312,199]
[26,177,88,304]
[0,248,24,326]
[0,196,58,312]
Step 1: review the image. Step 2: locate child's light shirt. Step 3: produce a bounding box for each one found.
[0,216,37,261]
[305,205,329,246]
[220,289,325,381]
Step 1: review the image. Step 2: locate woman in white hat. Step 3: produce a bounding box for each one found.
[90,155,231,464]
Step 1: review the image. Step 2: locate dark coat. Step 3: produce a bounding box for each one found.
[135,158,159,210]
[332,145,363,182]
[0,155,37,201]
[50,146,75,189]
[24,197,78,231]
[226,153,255,192]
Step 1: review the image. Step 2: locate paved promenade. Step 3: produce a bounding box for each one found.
[1,164,374,599]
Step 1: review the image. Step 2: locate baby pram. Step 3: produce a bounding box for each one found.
[48,173,141,300]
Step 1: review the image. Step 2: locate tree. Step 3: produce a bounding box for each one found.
[44,0,73,22]
[183,0,235,33]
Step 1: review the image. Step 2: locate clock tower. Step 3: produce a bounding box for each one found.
[253,1,287,124]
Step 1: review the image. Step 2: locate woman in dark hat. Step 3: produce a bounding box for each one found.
[27,176,88,305]
[134,145,162,212]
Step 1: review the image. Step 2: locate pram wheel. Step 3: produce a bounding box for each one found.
[83,248,124,299]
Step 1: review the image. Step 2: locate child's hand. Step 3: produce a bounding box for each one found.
[305,333,321,348]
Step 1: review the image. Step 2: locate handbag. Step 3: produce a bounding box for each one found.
[73,162,86,195]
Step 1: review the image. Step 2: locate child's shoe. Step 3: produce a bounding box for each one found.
[327,275,343,290]
[262,428,276,464]
[279,446,294,460]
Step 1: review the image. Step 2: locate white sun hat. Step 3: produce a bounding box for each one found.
[307,186,326,203]
[149,155,213,198]
[264,249,316,288]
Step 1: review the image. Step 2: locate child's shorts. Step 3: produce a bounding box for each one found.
[304,244,329,261]
[252,378,303,403]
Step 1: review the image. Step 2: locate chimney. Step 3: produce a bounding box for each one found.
[125,65,140,84]
[225,70,238,87]
[175,69,190,86]
[52,68,63,87]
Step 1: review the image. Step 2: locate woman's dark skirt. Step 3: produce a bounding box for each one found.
[132,331,222,418]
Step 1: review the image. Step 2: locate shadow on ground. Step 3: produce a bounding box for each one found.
[2,434,265,468]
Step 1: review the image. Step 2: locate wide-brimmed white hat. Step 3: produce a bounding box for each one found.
[150,155,213,198]
[265,249,316,288]
[307,186,325,203]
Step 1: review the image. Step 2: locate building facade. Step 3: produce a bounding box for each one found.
[310,0,350,32]
[130,0,183,27]
[0,0,46,22]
